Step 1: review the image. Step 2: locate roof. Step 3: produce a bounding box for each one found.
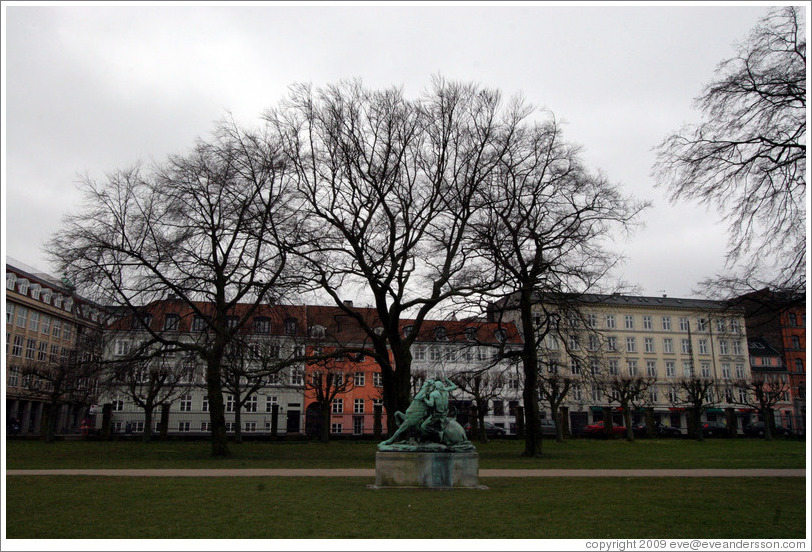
[493,291,744,313]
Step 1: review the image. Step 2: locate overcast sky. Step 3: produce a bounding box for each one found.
[2,1,785,300]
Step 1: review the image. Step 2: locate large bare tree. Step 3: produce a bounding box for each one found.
[474,113,646,456]
[49,121,304,456]
[654,6,806,296]
[265,78,511,432]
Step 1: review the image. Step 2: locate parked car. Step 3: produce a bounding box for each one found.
[540,419,557,436]
[632,421,682,438]
[584,420,626,436]
[464,421,507,438]
[743,422,794,437]
[701,421,730,438]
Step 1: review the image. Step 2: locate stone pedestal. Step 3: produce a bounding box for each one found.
[372,451,485,489]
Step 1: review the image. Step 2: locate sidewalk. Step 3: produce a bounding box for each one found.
[5,468,805,477]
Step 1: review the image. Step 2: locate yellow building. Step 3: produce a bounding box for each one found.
[5,258,104,436]
[499,293,751,435]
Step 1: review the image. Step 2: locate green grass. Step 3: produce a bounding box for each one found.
[4,476,805,539]
[5,437,807,469]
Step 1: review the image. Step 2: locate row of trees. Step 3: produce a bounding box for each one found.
[48,7,803,457]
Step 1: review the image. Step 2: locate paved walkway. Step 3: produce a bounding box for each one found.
[5,468,805,477]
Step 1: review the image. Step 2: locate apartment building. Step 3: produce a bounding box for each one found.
[97,300,522,437]
[6,258,105,435]
[495,293,751,435]
[732,288,806,434]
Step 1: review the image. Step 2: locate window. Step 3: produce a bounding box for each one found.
[681,339,691,354]
[697,318,707,332]
[626,337,636,353]
[625,315,634,330]
[586,314,597,328]
[413,346,426,361]
[265,396,278,412]
[492,400,505,416]
[53,295,63,309]
[6,303,14,325]
[331,423,343,434]
[25,338,36,360]
[225,423,236,433]
[6,273,16,290]
[202,396,209,412]
[178,422,191,432]
[15,306,28,328]
[643,316,652,330]
[353,417,364,435]
[721,364,731,379]
[373,372,383,387]
[546,335,559,350]
[730,319,740,333]
[41,315,50,335]
[627,360,638,377]
[570,359,581,375]
[667,387,678,403]
[290,369,304,386]
[434,326,447,341]
[226,395,235,413]
[646,361,657,377]
[791,336,801,349]
[662,317,671,331]
[663,338,673,354]
[50,344,59,362]
[284,317,298,336]
[683,361,694,378]
[42,290,52,304]
[649,387,659,403]
[244,396,258,413]
[571,385,583,401]
[192,315,207,332]
[444,348,457,362]
[609,360,619,376]
[164,313,180,331]
[591,385,601,402]
[725,339,739,355]
[332,398,344,414]
[701,363,711,378]
[18,279,30,295]
[568,335,580,350]
[665,361,676,378]
[477,347,488,361]
[404,325,415,338]
[30,284,41,300]
[738,388,748,403]
[795,359,804,373]
[37,342,47,361]
[719,340,729,355]
[788,313,797,326]
[63,323,73,341]
[429,347,441,361]
[8,366,19,387]
[354,398,365,414]
[735,364,745,379]
[110,395,124,412]
[679,318,689,332]
[244,422,257,433]
[354,372,365,386]
[698,340,708,355]
[494,328,508,343]
[644,338,654,353]
[606,336,617,352]
[588,334,600,351]
[716,319,726,333]
[605,314,616,329]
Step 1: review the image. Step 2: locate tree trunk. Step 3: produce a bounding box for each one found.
[319,402,331,443]
[234,403,243,444]
[206,355,230,457]
[519,291,542,457]
[622,406,634,442]
[691,407,704,442]
[142,404,154,442]
[40,402,56,443]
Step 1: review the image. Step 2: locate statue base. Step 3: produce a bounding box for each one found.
[370,451,486,489]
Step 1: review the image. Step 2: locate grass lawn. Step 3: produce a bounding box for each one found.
[4,476,805,539]
[4,436,807,469]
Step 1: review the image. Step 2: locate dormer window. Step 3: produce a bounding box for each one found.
[192,315,207,332]
[42,290,52,304]
[494,328,508,343]
[53,295,63,309]
[164,313,180,331]
[18,278,30,295]
[6,273,16,290]
[226,316,240,330]
[284,317,298,336]
[434,326,447,341]
[63,298,74,312]
[133,312,153,330]
[30,284,42,300]
[253,317,271,334]
[403,325,414,338]
[310,325,326,338]
[464,327,477,342]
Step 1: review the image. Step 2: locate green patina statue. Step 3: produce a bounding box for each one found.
[378,377,475,452]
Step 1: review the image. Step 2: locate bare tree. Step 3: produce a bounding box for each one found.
[598,372,656,442]
[305,358,355,443]
[673,376,719,441]
[451,363,509,443]
[49,121,304,456]
[654,7,806,295]
[265,78,511,433]
[730,374,792,441]
[475,112,646,456]
[537,356,585,443]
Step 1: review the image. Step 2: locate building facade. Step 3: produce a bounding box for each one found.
[496,293,753,435]
[6,258,105,435]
